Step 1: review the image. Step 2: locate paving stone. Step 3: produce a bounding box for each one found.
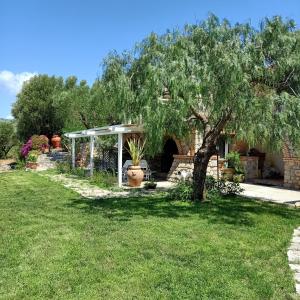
[292,237,300,243]
[289,264,300,272]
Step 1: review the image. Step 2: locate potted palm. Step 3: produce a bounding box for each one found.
[126,138,146,187]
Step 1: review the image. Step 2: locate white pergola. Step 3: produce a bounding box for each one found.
[64,124,143,187]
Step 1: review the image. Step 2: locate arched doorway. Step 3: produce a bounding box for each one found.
[161,138,179,173]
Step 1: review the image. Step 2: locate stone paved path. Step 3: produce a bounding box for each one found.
[288,227,300,294]
[241,183,300,207]
[40,173,171,199]
[40,173,132,199]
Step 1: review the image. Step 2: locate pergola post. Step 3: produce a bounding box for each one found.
[90,135,95,176]
[71,138,75,169]
[118,133,123,188]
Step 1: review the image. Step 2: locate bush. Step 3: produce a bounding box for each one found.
[90,171,117,188]
[26,150,39,162]
[21,138,32,158]
[170,180,193,201]
[31,135,49,151]
[225,151,244,174]
[56,162,117,189]
[0,121,18,159]
[205,176,244,196]
[170,176,244,202]
[56,161,72,174]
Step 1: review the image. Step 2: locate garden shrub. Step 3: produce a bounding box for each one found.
[56,161,72,174]
[170,176,244,201]
[31,135,49,151]
[170,180,193,201]
[26,150,40,162]
[90,171,117,188]
[205,175,244,196]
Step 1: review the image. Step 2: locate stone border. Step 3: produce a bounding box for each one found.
[288,227,300,294]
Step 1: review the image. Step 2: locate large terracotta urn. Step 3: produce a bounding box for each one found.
[51,135,61,149]
[127,166,144,187]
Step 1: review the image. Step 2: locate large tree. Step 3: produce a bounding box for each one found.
[0,121,17,159]
[101,16,300,201]
[12,75,65,140]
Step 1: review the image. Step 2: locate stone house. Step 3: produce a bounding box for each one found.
[147,130,300,190]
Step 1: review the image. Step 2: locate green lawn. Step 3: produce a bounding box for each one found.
[0,171,299,299]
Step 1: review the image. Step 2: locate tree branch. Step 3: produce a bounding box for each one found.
[190,106,209,124]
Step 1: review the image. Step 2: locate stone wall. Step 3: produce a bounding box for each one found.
[283,142,300,190]
[283,159,300,189]
[240,156,259,180]
[167,155,194,182]
[167,155,223,182]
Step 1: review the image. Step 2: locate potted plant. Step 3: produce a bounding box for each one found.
[26,150,39,169]
[126,138,145,187]
[144,179,157,190]
[223,151,242,181]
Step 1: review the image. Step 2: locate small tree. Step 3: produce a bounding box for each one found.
[0,121,17,159]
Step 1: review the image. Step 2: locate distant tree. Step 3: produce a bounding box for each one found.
[0,121,17,158]
[12,75,65,140]
[100,16,300,201]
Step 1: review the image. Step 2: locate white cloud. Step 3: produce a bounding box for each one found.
[6,114,14,120]
[0,70,37,94]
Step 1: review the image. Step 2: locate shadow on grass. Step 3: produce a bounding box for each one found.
[66,194,300,227]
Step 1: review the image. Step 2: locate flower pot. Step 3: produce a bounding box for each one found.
[26,162,38,170]
[127,166,144,187]
[222,167,235,181]
[51,135,61,149]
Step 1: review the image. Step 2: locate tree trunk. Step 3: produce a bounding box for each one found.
[192,144,216,201]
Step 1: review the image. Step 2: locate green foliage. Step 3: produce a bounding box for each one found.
[125,138,146,165]
[144,179,157,190]
[56,161,72,174]
[225,151,244,173]
[26,150,39,162]
[96,15,300,156]
[233,174,245,183]
[0,121,18,159]
[89,171,117,189]
[12,75,65,140]
[170,180,193,201]
[56,161,117,189]
[31,135,49,150]
[205,176,244,196]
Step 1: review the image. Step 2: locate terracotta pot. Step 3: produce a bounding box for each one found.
[51,135,61,149]
[26,162,38,170]
[222,167,235,181]
[127,166,144,187]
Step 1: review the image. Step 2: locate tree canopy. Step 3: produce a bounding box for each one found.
[97,15,300,200]
[12,75,65,140]
[0,120,17,159]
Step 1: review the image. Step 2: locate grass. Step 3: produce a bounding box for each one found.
[0,171,299,299]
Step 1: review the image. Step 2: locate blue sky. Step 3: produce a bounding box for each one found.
[0,0,299,119]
